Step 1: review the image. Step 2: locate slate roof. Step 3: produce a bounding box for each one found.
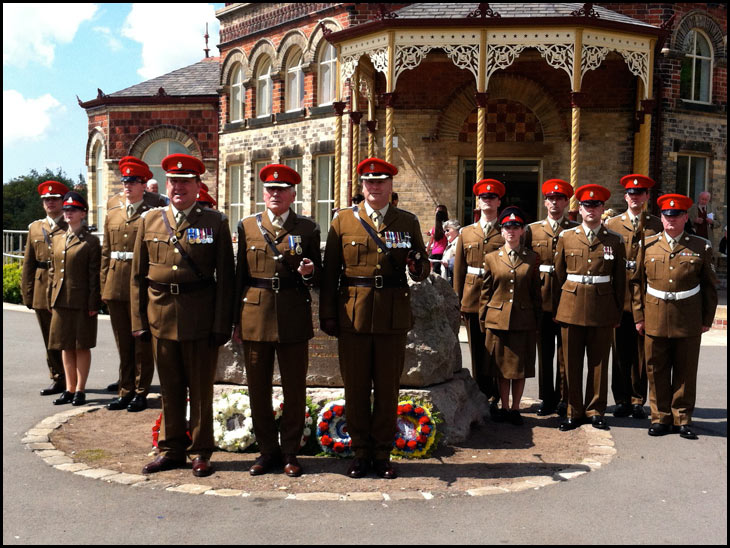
[108,58,220,98]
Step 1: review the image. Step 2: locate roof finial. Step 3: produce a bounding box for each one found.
[204,23,210,59]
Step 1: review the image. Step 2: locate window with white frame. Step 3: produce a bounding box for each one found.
[285,50,305,112]
[283,157,303,214]
[254,160,269,211]
[680,30,713,103]
[94,144,104,227]
[676,154,708,203]
[230,64,244,122]
[318,43,336,106]
[142,139,191,195]
[229,164,245,233]
[256,59,273,117]
[315,155,335,230]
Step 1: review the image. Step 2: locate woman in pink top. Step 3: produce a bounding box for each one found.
[427,205,449,275]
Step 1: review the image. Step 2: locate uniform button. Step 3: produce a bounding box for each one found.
[243,298,247,302]
[587,271,591,275]
[172,265,178,271]
[509,289,513,293]
[377,248,382,254]
[510,270,515,273]
[669,266,674,270]
[587,259,592,263]
[670,254,675,258]
[669,279,673,283]
[510,279,514,283]
[153,238,158,242]
[375,264,381,270]
[60,269,64,273]
[509,299,513,303]
[174,249,179,254]
[124,234,128,238]
[351,241,356,246]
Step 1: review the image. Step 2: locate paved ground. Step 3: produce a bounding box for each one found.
[3,304,727,544]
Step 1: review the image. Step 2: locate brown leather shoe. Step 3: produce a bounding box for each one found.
[373,459,398,479]
[346,458,370,479]
[283,455,303,477]
[192,457,213,477]
[142,455,184,475]
[249,453,282,476]
[41,378,66,396]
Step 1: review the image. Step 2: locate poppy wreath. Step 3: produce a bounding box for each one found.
[391,400,439,459]
[273,396,318,452]
[316,398,352,457]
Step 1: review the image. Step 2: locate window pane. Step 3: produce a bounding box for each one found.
[689,157,707,203]
[316,155,334,229]
[677,155,689,195]
[680,58,693,99]
[696,33,711,57]
[254,161,267,208]
[284,158,303,214]
[696,58,711,102]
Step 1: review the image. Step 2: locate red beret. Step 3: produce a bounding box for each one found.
[357,158,398,180]
[37,180,70,199]
[259,164,301,187]
[473,179,505,198]
[575,184,610,203]
[620,174,655,192]
[162,154,205,178]
[542,179,573,198]
[119,156,153,182]
[657,193,692,214]
[197,189,217,207]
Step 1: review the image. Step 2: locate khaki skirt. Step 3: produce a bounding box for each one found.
[485,329,536,380]
[49,307,98,350]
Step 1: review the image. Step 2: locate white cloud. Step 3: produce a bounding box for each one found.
[122,3,220,80]
[3,90,64,145]
[93,26,123,52]
[3,3,98,67]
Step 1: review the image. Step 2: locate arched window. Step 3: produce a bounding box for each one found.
[230,64,244,122]
[256,58,273,117]
[285,49,305,112]
[142,139,191,195]
[680,30,713,103]
[93,143,104,227]
[318,43,336,106]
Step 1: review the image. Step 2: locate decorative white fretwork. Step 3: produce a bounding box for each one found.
[618,50,650,91]
[369,47,389,76]
[443,44,480,82]
[535,43,574,80]
[581,31,652,96]
[340,54,360,81]
[581,44,610,84]
[393,45,432,86]
[486,44,527,83]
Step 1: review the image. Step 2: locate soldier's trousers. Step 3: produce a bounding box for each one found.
[465,312,499,403]
[107,300,154,398]
[562,325,612,419]
[612,311,648,406]
[338,331,406,461]
[537,313,567,408]
[35,308,64,381]
[645,334,701,426]
[242,340,308,456]
[153,337,218,461]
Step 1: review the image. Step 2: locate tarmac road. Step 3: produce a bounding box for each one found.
[3,304,727,544]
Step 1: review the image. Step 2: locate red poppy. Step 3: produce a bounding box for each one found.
[421,425,431,434]
[407,440,418,450]
[321,435,333,446]
[323,410,333,420]
[396,438,406,449]
[333,405,344,416]
[419,416,430,424]
[334,442,345,452]
[318,422,329,432]
[415,407,425,415]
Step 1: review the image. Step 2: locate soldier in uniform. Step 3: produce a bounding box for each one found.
[197,188,217,209]
[48,192,102,406]
[479,206,542,426]
[554,184,626,431]
[453,179,505,415]
[605,174,663,419]
[22,180,70,395]
[524,179,578,417]
[632,194,717,439]
[232,164,321,478]
[320,158,430,479]
[103,157,167,413]
[131,153,234,477]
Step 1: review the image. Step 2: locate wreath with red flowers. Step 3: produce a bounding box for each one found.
[316,399,352,457]
[392,400,439,458]
[151,412,192,448]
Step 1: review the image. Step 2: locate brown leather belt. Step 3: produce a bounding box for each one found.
[343,275,407,289]
[147,278,214,295]
[247,277,300,291]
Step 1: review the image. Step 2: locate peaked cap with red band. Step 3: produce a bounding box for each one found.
[575,184,610,204]
[119,156,153,182]
[162,153,205,178]
[542,179,573,198]
[357,158,398,180]
[62,191,88,211]
[473,178,505,198]
[259,164,301,188]
[38,180,70,199]
[197,189,217,207]
[620,173,655,194]
[498,206,527,227]
[657,193,692,215]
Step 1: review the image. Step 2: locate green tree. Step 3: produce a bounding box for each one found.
[3,169,85,230]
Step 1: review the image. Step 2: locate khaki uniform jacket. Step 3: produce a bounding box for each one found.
[48,228,102,311]
[453,222,505,313]
[605,212,663,313]
[234,210,322,343]
[554,226,626,327]
[320,205,430,334]
[479,245,542,331]
[524,218,579,313]
[22,217,68,310]
[631,233,717,338]
[101,192,168,302]
[130,205,235,341]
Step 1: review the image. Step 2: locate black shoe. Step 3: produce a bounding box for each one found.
[678,425,698,440]
[373,459,398,479]
[559,417,582,431]
[106,382,119,393]
[107,394,134,410]
[631,404,647,419]
[71,391,86,406]
[537,403,556,416]
[648,423,672,436]
[491,408,507,423]
[591,415,610,430]
[508,409,524,426]
[613,403,632,418]
[346,458,370,479]
[249,453,283,476]
[41,378,66,396]
[127,395,148,413]
[556,402,568,418]
[53,391,75,405]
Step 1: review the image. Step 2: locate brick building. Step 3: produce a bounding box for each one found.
[81,3,726,242]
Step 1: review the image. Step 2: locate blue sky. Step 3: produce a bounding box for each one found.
[3,3,223,184]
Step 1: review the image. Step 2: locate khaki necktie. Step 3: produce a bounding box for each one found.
[668,236,676,251]
[175,211,186,227]
[272,215,284,236]
[632,216,639,232]
[371,211,382,230]
[509,250,518,266]
[127,204,135,218]
[483,222,491,238]
[587,230,595,244]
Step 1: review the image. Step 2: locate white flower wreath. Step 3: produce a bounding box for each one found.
[213,391,256,452]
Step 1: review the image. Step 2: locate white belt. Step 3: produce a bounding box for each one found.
[111,251,134,261]
[467,266,485,276]
[539,265,555,273]
[567,274,611,284]
[647,284,700,301]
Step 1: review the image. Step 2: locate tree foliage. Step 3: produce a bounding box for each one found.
[3,169,85,230]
